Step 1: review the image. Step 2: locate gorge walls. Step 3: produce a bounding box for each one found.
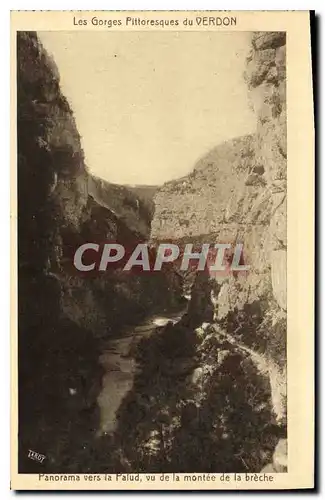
[151,31,287,386]
[17,30,287,474]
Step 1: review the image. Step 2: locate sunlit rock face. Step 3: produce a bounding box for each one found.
[244,31,287,435]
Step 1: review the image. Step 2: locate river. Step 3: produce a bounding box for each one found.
[97,309,185,436]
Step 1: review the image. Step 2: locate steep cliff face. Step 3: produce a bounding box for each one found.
[17,30,287,474]
[18,30,97,472]
[240,32,287,429]
[17,31,181,472]
[245,32,287,312]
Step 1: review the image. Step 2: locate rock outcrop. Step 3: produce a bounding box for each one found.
[245,31,287,313]
[243,32,287,432]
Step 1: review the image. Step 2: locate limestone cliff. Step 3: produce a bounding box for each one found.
[241,32,287,430]
[245,32,287,312]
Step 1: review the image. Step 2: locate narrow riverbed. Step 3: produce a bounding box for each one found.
[97,309,185,436]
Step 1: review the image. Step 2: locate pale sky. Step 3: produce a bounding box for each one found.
[39,31,255,185]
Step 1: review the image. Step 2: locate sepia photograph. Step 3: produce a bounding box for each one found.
[11,10,314,491]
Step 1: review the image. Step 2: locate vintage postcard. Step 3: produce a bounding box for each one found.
[10,10,315,490]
